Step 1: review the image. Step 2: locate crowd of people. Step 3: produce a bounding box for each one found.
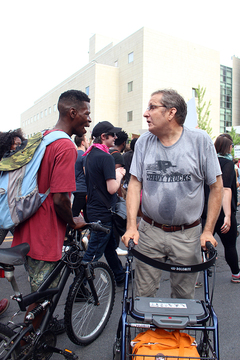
[1,88,240,327]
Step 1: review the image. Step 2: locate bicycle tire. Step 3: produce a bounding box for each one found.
[0,323,18,360]
[65,261,116,345]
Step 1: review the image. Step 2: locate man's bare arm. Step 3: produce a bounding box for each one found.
[106,167,125,194]
[220,187,231,233]
[201,175,223,249]
[122,175,142,246]
[53,192,86,230]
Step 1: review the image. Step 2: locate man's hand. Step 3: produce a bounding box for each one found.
[122,227,139,247]
[72,216,87,230]
[200,230,218,250]
[221,215,231,234]
[116,167,126,178]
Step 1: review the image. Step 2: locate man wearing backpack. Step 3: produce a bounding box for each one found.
[11,90,91,333]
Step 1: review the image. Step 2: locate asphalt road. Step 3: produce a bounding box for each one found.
[1,214,240,360]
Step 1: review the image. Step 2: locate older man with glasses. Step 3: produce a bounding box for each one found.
[122,89,223,299]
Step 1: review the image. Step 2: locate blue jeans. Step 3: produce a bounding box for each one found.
[82,221,125,283]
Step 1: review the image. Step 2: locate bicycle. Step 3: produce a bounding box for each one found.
[0,219,116,359]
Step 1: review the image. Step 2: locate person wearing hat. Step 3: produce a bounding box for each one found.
[82,121,126,285]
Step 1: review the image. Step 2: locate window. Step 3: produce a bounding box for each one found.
[128,81,133,92]
[85,86,89,96]
[31,117,33,123]
[37,113,39,120]
[53,104,57,112]
[192,88,198,98]
[34,115,36,122]
[44,109,47,116]
[128,52,134,63]
[41,111,43,119]
[127,111,133,122]
[114,60,118,67]
[49,107,51,115]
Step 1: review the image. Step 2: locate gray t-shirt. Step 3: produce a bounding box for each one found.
[130,127,221,225]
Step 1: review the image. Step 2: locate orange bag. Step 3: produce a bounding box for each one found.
[132,328,200,359]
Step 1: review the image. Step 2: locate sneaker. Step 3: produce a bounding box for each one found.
[195,282,203,288]
[48,318,66,335]
[231,273,240,283]
[116,247,128,256]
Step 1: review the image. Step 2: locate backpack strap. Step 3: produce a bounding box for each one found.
[42,130,72,146]
[110,150,119,155]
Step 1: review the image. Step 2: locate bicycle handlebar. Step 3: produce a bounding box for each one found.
[87,222,110,234]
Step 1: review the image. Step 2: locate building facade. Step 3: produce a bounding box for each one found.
[220,65,232,134]
[232,56,240,127]
[21,27,222,139]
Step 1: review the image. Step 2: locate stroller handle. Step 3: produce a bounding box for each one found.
[127,239,217,273]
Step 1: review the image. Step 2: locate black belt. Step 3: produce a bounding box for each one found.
[142,215,201,232]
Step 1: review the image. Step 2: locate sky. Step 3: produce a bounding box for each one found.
[0,0,239,132]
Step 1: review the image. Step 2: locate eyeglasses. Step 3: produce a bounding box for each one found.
[105,132,116,137]
[231,143,234,148]
[146,104,166,111]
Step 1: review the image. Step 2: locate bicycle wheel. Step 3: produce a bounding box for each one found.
[0,323,19,359]
[65,261,115,345]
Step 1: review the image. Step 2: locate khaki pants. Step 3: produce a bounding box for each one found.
[135,219,202,299]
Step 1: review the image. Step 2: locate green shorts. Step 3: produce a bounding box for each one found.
[26,256,60,293]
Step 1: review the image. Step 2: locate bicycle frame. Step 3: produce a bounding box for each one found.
[1,240,98,360]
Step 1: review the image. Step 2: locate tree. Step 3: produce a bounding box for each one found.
[227,127,240,157]
[195,85,213,138]
[227,126,240,146]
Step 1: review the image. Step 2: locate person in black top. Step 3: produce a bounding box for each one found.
[83,121,126,285]
[72,134,89,220]
[203,133,240,283]
[123,137,138,188]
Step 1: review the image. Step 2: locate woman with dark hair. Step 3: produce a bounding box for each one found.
[0,128,25,160]
[0,129,25,315]
[0,129,25,242]
[206,133,240,282]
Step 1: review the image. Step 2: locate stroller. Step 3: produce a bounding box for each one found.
[113,240,219,360]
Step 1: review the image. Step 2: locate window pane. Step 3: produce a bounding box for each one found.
[127,111,133,122]
[128,52,133,63]
[128,81,133,92]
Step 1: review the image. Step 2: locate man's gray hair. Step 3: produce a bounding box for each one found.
[151,89,187,125]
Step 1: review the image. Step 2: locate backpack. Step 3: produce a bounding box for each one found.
[0,130,72,230]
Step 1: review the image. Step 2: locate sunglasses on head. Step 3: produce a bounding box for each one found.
[105,132,116,137]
